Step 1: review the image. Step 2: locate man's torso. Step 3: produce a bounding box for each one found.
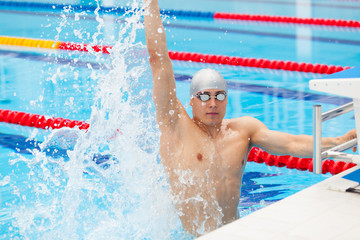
[159,112,253,235]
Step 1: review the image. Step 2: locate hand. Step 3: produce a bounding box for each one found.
[341,129,357,152]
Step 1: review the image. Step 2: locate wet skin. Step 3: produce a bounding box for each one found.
[144,0,356,236]
[159,89,251,235]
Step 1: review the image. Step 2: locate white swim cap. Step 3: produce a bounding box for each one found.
[190,69,227,97]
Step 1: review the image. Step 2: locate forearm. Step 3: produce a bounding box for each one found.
[254,129,340,158]
[251,119,356,158]
[143,0,179,121]
[322,136,342,151]
[144,0,169,59]
[288,135,341,158]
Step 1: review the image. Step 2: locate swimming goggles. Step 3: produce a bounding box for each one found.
[195,92,227,102]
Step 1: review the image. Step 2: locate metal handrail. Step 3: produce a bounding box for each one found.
[313,105,322,174]
[313,101,358,174]
[322,138,358,159]
[322,102,354,122]
[323,151,360,164]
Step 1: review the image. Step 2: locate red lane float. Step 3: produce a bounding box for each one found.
[0,109,89,130]
[168,51,350,74]
[57,41,350,74]
[58,42,112,54]
[213,13,360,28]
[0,36,349,74]
[248,147,357,175]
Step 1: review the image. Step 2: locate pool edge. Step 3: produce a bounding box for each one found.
[198,165,360,239]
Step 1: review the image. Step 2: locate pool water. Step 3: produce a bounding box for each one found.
[0,0,360,239]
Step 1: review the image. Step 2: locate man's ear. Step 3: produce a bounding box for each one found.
[190,97,194,106]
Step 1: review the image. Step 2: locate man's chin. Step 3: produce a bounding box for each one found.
[194,116,223,127]
[203,119,222,127]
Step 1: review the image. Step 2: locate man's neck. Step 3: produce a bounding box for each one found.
[193,119,223,138]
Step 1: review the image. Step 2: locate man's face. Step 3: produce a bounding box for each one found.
[190,89,228,127]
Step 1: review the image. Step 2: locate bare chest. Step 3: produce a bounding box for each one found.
[160,127,249,175]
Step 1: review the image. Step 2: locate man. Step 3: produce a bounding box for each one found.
[144,0,357,236]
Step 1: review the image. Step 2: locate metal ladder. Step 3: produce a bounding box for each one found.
[313,102,360,174]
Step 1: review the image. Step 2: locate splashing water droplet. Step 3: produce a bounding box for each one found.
[74,13,80,21]
[4,2,183,239]
[0,176,10,186]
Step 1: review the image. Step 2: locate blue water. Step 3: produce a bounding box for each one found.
[0,0,360,239]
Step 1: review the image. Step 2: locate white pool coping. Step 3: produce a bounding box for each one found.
[198,166,360,240]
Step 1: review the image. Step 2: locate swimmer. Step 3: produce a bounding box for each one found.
[143,0,357,236]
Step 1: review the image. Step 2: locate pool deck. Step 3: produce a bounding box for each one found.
[198,165,360,240]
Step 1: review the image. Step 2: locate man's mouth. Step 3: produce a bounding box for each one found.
[206,112,219,115]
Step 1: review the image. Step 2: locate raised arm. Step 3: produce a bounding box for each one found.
[144,0,181,125]
[247,117,357,157]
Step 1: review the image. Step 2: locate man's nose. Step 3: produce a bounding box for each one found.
[208,97,217,107]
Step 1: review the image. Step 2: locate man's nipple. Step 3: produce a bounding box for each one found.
[197,153,203,161]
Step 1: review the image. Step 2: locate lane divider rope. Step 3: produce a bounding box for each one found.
[212,13,360,28]
[168,51,349,74]
[0,109,89,130]
[0,36,111,54]
[248,147,357,175]
[0,109,355,174]
[0,36,350,74]
[0,1,359,28]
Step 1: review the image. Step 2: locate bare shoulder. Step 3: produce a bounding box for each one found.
[227,116,264,128]
[226,116,267,135]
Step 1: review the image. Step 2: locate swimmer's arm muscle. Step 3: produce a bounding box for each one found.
[248,117,356,158]
[144,0,180,124]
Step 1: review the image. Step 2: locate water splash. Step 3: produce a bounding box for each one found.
[4,1,187,239]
